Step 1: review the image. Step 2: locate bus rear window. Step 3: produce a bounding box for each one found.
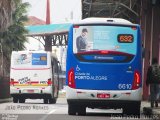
[73,25,137,55]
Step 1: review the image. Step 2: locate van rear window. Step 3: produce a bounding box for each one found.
[12,53,47,66]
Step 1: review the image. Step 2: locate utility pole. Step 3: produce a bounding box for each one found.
[45,0,52,51]
[46,0,51,24]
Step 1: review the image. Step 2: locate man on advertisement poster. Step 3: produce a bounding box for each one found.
[76,28,88,52]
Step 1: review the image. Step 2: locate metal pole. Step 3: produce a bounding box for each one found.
[46,0,51,24]
[150,7,154,64]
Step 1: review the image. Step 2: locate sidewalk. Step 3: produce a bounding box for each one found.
[1,95,160,119]
[142,101,160,119]
[58,91,160,119]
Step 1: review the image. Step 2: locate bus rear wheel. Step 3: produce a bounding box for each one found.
[68,104,76,115]
[77,106,86,116]
[68,104,86,116]
[13,97,18,103]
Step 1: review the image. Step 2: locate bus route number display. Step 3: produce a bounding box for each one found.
[118,34,134,43]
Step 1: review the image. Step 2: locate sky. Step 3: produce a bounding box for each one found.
[22,0,82,23]
[23,0,82,51]
[22,0,81,67]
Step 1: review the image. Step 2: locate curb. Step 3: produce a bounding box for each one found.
[0,98,12,103]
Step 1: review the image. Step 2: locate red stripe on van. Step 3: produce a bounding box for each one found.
[29,81,39,84]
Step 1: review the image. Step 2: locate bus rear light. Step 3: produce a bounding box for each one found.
[77,50,132,56]
[132,71,141,90]
[131,27,137,30]
[123,92,131,95]
[68,68,76,88]
[100,50,109,54]
[47,78,52,86]
[77,91,85,94]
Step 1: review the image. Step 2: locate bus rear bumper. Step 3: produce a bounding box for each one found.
[10,93,52,99]
[10,86,53,99]
[67,99,141,109]
[66,86,142,101]
[66,86,142,109]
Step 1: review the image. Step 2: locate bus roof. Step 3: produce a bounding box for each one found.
[74,17,137,26]
[12,51,49,54]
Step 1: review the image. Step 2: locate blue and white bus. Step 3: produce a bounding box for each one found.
[66,18,142,116]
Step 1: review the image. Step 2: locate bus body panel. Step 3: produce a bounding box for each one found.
[66,18,142,114]
[66,51,142,90]
[66,87,142,101]
[10,69,52,94]
[66,25,142,91]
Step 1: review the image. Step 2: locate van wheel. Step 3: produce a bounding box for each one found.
[44,99,48,104]
[68,104,86,116]
[68,104,76,115]
[19,98,25,103]
[49,98,56,104]
[13,97,18,103]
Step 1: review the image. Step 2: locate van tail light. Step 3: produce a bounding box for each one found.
[47,78,52,86]
[10,79,15,86]
[10,79,18,86]
[68,68,75,88]
[132,71,141,90]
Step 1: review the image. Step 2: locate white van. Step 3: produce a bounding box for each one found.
[10,51,59,104]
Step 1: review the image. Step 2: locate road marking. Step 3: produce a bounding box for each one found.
[39,109,56,120]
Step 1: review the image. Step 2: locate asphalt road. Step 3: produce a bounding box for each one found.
[0,98,155,120]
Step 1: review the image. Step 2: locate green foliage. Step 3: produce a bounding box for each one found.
[0,0,30,75]
[1,0,29,51]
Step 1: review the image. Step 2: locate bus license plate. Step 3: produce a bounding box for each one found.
[97,93,110,98]
[28,90,34,93]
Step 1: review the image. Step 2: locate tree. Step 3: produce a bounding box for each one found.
[0,0,30,76]
[0,0,16,32]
